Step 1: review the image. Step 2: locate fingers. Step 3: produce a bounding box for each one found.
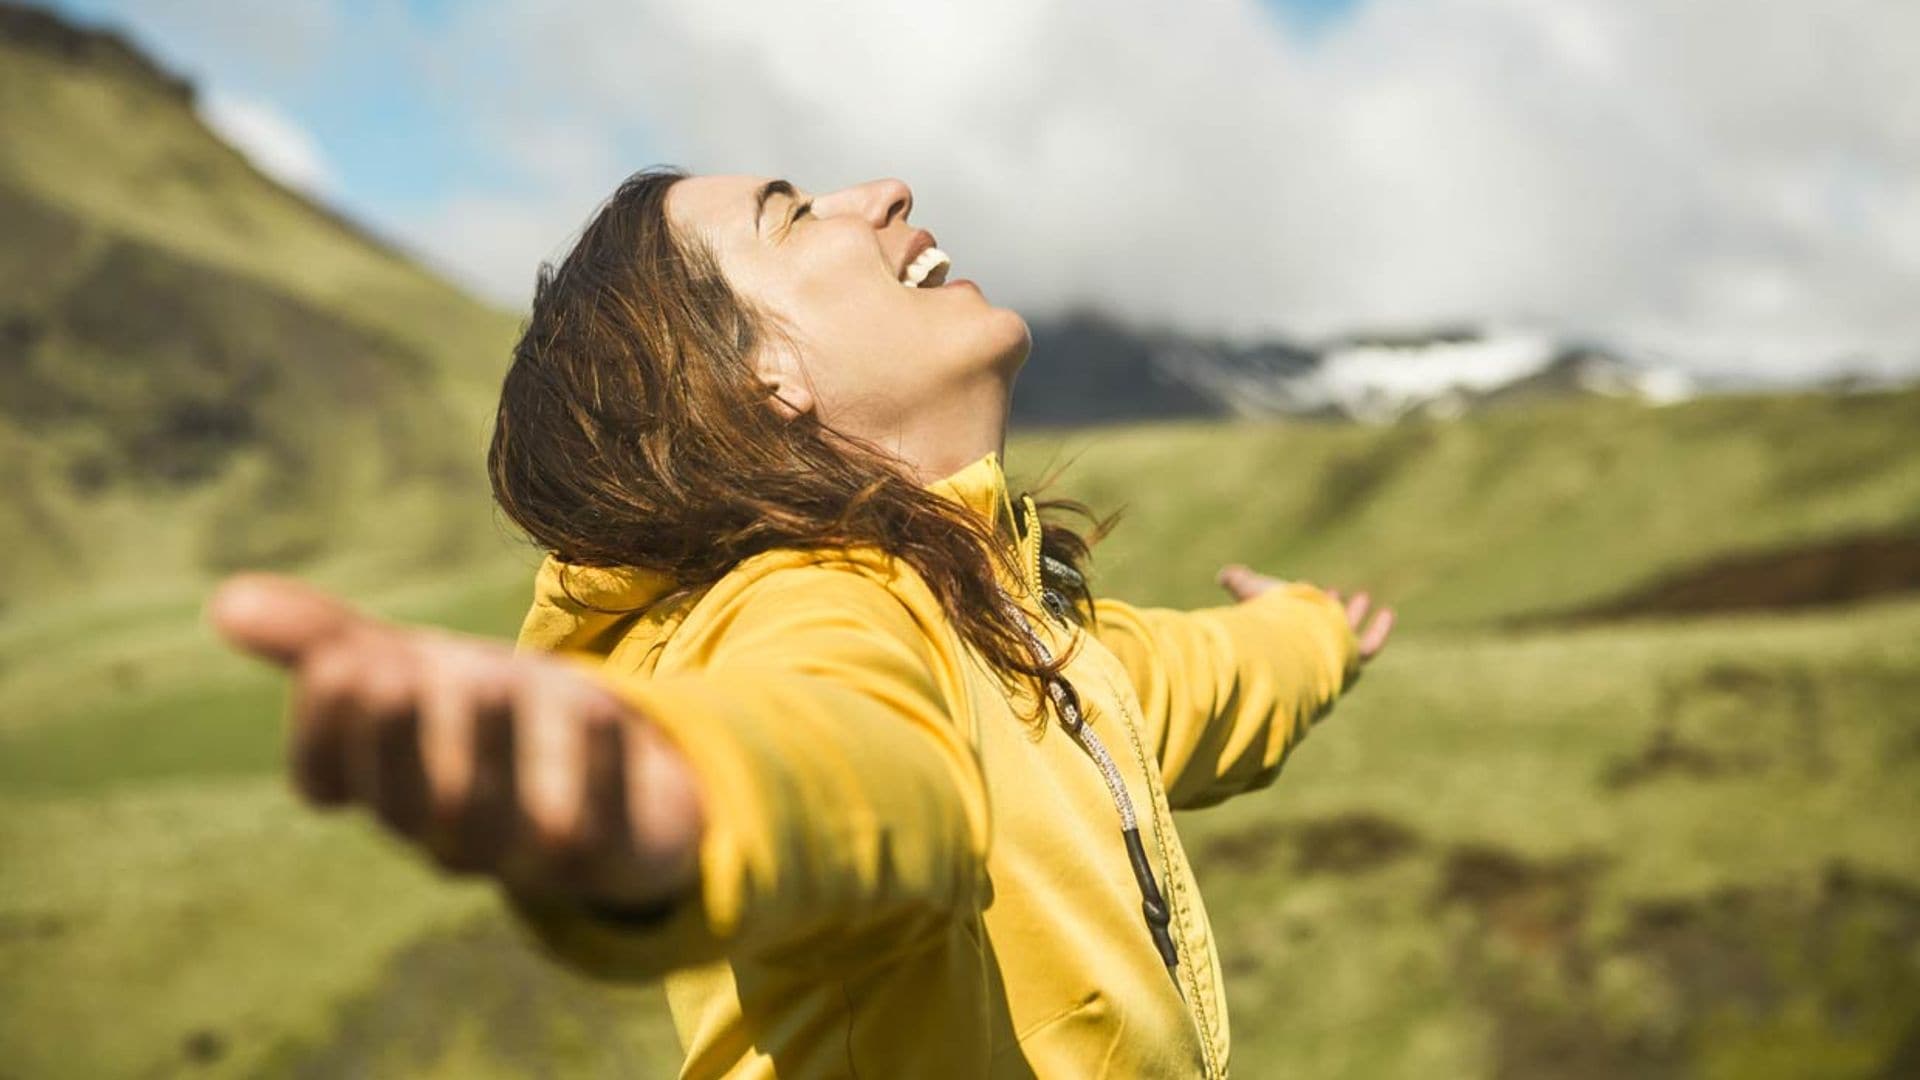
[1357,606,1396,661]
[290,642,363,806]
[270,622,683,907]
[416,644,486,866]
[1326,586,1395,664]
[1344,590,1371,630]
[1217,563,1281,603]
[351,643,430,836]
[503,670,651,899]
[286,627,526,873]
[512,666,592,861]
[208,574,369,667]
[429,673,519,876]
[566,693,651,900]
[579,700,635,862]
[213,565,701,908]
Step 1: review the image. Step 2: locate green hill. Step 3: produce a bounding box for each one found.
[0,2,520,608]
[1024,389,1920,625]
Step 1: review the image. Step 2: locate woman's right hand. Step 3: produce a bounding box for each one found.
[207,574,703,913]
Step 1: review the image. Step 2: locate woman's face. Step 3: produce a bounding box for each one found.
[665,174,1030,436]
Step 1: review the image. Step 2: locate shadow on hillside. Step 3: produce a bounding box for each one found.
[254,913,680,1077]
[1534,532,1920,625]
[1195,813,1920,1078]
[1453,856,1920,1080]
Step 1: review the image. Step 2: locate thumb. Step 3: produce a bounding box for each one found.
[206,573,367,666]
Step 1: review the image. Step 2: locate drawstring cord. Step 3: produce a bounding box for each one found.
[1002,497,1181,984]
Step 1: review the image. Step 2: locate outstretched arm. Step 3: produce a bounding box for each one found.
[209,564,990,979]
[1092,563,1393,810]
[208,574,705,915]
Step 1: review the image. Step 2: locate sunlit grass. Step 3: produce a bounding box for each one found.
[1011,390,1920,623]
[4,570,1915,1075]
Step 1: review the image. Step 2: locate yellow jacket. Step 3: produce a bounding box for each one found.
[512,451,1359,1077]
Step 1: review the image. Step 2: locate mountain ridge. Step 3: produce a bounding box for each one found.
[1012,310,1915,428]
[0,1,191,103]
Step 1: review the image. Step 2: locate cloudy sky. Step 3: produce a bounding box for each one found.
[50,0,1920,379]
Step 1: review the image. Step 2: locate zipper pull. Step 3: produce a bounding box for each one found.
[1123,826,1181,979]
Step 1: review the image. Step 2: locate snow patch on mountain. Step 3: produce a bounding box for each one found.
[1016,312,1917,427]
[1152,326,1699,423]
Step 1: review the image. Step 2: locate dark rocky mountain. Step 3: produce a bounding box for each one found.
[1012,313,1697,428]
[1012,309,1226,426]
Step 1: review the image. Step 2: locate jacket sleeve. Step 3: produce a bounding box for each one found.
[508,562,990,980]
[1091,582,1360,810]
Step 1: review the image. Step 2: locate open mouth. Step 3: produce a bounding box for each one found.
[899,245,951,289]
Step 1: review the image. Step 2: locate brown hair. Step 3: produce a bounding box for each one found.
[487,166,1112,716]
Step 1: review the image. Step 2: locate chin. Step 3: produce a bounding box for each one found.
[928,303,1029,383]
[984,307,1032,375]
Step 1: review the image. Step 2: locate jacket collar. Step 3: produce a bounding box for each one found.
[927,450,1043,598]
[926,451,1018,534]
[520,451,1042,654]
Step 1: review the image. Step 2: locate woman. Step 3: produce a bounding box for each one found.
[212,166,1393,1077]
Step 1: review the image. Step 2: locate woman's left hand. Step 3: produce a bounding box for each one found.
[1216,563,1395,663]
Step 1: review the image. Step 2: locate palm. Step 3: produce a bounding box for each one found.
[206,574,701,909]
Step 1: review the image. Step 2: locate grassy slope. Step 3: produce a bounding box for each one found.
[0,34,522,608]
[3,395,1918,1077]
[0,39,513,406]
[1020,389,1920,625]
[1187,599,1920,1078]
[3,590,1913,1077]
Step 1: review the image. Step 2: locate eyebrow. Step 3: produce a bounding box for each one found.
[753,179,797,234]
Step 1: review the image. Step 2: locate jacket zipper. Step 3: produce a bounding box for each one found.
[1011,495,1225,1075]
[1000,597,1183,983]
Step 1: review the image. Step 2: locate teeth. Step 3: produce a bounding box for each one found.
[900,246,951,288]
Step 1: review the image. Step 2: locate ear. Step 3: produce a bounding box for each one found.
[753,337,815,420]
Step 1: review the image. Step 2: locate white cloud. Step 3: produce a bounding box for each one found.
[425,191,596,305]
[415,0,1920,377]
[199,90,336,196]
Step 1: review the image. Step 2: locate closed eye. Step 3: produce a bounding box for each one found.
[788,200,813,229]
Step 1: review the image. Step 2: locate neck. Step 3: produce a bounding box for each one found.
[885,372,1013,485]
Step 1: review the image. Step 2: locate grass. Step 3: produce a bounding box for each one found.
[2,401,1918,1076]
[0,779,498,1078]
[3,595,1914,1076]
[1184,598,1920,1076]
[1017,390,1920,624]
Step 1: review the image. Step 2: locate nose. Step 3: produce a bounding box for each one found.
[820,177,913,229]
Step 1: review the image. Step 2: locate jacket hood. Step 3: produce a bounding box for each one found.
[515,450,1022,656]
